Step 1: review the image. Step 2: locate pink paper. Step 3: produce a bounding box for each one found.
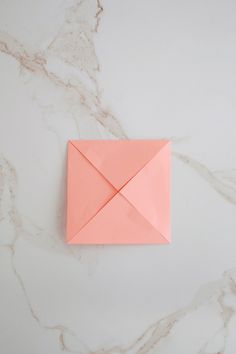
[66,140,171,244]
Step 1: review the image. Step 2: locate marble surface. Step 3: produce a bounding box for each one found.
[0,0,236,353]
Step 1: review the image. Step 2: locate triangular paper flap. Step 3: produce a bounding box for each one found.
[68,193,169,244]
[70,140,169,190]
[66,142,116,243]
[120,142,171,242]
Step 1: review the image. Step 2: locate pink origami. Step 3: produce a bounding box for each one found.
[66,140,171,244]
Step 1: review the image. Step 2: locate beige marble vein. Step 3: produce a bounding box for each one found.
[1,0,233,209]
[0,0,126,139]
[2,148,234,353]
[0,154,21,247]
[92,270,236,354]
[94,0,104,33]
[0,0,236,352]
[10,247,88,353]
[0,156,87,353]
[174,152,236,205]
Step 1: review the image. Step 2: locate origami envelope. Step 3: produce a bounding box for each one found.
[66,140,171,244]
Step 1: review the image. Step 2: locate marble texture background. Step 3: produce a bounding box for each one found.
[0,0,236,353]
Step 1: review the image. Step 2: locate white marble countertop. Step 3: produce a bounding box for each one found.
[0,0,236,353]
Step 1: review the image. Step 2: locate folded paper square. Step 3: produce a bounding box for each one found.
[66,140,171,244]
